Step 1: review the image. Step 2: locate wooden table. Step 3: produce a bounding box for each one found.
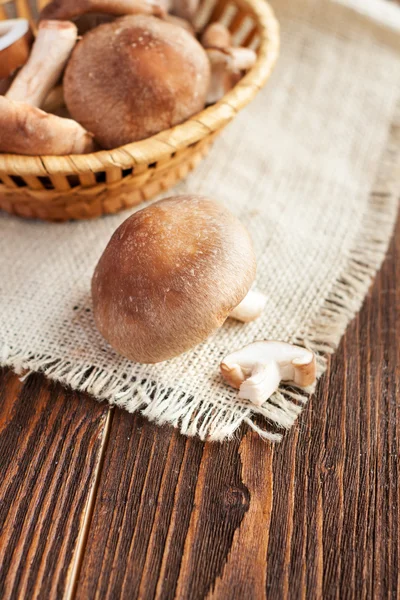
[1,148,399,600]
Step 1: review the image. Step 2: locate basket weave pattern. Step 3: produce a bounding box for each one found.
[0,0,279,220]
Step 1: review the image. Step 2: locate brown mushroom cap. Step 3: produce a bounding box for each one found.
[64,15,210,149]
[39,0,165,22]
[92,195,256,363]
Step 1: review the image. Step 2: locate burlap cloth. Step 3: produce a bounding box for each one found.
[1,0,400,441]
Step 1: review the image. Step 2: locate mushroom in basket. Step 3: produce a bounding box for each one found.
[220,341,316,406]
[0,8,258,156]
[201,22,257,104]
[63,15,210,148]
[0,20,95,155]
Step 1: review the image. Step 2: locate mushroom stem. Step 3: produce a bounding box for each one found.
[229,289,266,322]
[206,46,256,104]
[239,361,281,406]
[40,0,165,21]
[201,22,231,49]
[6,20,77,108]
[0,97,95,155]
[220,341,317,406]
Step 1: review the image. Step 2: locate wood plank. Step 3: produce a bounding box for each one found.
[75,411,205,599]
[0,371,109,600]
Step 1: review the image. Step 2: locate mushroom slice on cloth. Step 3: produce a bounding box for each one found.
[91,195,265,363]
[64,15,210,148]
[220,341,317,406]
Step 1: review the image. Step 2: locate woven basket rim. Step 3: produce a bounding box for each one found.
[0,0,279,176]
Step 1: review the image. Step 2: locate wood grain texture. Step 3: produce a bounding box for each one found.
[0,372,109,600]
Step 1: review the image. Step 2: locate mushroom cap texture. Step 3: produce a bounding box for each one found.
[64,15,210,148]
[92,195,256,363]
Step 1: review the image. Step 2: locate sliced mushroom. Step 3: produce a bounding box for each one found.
[220,341,317,406]
[201,22,231,49]
[206,46,256,104]
[64,15,210,148]
[92,195,263,363]
[6,20,77,108]
[39,0,165,21]
[0,96,95,155]
[0,19,32,79]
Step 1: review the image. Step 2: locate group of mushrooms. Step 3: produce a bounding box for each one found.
[0,2,317,407]
[0,0,257,155]
[92,194,317,407]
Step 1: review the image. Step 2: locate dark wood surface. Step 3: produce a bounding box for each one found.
[0,205,398,599]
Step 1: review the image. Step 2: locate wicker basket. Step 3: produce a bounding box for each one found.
[0,0,279,221]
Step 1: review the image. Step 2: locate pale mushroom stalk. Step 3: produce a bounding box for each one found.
[206,46,256,104]
[40,0,165,21]
[229,289,267,322]
[6,20,77,108]
[220,341,317,406]
[0,19,32,79]
[0,96,95,155]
